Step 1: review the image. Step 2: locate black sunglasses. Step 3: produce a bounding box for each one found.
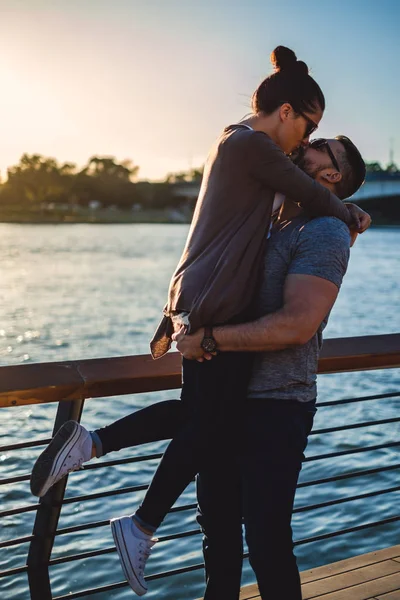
[310,138,341,172]
[297,110,319,138]
[279,102,319,139]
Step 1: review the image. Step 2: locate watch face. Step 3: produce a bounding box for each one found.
[202,337,216,353]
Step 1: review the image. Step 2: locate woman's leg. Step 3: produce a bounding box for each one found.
[134,351,254,530]
[92,399,187,456]
[30,399,188,497]
[110,351,253,598]
[196,446,243,600]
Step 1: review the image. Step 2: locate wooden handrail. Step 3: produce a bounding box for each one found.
[0,334,399,408]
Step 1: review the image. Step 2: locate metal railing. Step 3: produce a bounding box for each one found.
[0,333,399,599]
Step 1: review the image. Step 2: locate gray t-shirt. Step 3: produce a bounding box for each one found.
[247,215,351,403]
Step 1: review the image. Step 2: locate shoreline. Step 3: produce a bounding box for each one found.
[1,194,398,226]
[0,209,189,225]
[0,216,399,227]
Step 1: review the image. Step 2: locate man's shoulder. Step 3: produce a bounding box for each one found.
[296,216,351,246]
[282,216,351,289]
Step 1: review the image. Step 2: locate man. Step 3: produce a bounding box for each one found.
[30,136,367,599]
[173,136,367,599]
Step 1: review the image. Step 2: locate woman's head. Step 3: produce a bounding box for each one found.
[252,46,325,154]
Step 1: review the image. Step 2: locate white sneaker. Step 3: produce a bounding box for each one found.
[111,516,157,596]
[30,420,92,497]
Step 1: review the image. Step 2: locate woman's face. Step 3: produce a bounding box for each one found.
[281,104,323,155]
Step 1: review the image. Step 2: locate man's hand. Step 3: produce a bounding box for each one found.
[172,327,214,362]
[345,203,371,233]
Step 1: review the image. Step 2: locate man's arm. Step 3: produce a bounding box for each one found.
[174,273,339,359]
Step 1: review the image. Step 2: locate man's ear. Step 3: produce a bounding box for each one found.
[321,170,342,184]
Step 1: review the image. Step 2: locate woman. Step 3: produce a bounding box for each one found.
[30,46,370,597]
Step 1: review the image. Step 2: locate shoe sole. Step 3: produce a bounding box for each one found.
[111,518,147,596]
[30,421,82,497]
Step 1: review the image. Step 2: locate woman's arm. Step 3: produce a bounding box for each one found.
[248,132,356,226]
[345,203,371,233]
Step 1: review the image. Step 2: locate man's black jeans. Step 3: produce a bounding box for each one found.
[197,397,316,600]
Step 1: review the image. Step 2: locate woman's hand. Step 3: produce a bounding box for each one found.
[349,230,358,247]
[345,203,372,233]
[172,327,214,362]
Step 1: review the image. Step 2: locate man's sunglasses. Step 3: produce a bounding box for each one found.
[310,138,341,173]
[297,110,319,138]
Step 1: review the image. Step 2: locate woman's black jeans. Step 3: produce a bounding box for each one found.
[94,351,254,529]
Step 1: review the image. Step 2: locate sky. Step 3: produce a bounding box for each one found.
[0,0,399,181]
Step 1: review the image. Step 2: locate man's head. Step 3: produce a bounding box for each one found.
[294,136,366,199]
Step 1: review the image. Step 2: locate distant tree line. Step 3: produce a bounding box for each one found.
[0,154,204,212]
[365,161,399,174]
[0,153,398,214]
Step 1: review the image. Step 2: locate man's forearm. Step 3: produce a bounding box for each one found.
[174,274,337,359]
[213,307,306,352]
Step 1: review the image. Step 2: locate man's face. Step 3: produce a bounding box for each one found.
[293,139,344,186]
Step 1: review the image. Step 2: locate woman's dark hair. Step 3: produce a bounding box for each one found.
[252,46,325,116]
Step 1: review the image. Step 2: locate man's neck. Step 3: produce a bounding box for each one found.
[277,198,304,223]
[278,180,337,224]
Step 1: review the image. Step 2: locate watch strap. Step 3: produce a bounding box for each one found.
[201,326,217,353]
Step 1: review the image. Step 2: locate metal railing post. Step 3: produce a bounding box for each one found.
[27,398,85,600]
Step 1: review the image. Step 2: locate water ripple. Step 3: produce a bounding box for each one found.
[0,224,399,599]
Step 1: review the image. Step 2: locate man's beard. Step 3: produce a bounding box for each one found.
[291,147,318,179]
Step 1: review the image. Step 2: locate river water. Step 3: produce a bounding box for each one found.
[0,223,399,600]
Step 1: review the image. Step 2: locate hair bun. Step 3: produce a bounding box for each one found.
[270,45,309,76]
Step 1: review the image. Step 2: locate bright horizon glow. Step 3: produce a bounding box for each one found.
[0,0,399,181]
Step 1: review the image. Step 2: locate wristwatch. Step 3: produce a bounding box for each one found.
[201,326,218,353]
